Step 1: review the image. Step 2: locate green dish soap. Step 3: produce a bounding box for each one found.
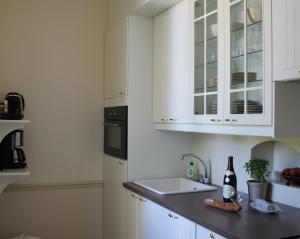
[187,161,198,181]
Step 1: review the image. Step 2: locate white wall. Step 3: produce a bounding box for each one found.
[192,134,300,207]
[0,0,107,238]
[108,0,145,26]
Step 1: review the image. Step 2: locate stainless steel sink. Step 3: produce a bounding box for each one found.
[134,178,217,195]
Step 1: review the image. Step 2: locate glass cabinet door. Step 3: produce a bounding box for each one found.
[193,0,223,123]
[224,0,272,125]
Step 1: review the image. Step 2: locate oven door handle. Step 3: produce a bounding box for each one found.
[103,122,122,127]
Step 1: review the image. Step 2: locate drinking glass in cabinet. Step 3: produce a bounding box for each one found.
[195,19,205,94]
[246,0,263,88]
[231,1,245,90]
[194,96,204,115]
[206,13,218,93]
[194,0,204,19]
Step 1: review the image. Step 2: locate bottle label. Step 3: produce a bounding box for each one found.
[223,185,236,199]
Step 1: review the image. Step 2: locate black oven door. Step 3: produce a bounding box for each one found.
[104,121,127,160]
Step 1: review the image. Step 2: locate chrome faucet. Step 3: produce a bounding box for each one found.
[181,154,209,184]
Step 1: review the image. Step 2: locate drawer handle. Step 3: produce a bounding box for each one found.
[210,119,217,122]
[118,161,124,166]
[169,118,177,121]
[174,216,179,219]
[168,213,173,218]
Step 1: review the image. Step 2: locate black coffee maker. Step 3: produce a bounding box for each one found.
[0,130,27,170]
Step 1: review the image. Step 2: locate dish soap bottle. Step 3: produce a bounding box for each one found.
[187,161,198,181]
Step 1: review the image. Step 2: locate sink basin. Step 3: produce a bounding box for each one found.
[134,178,217,195]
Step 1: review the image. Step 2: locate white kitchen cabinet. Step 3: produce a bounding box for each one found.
[196,224,226,239]
[105,17,128,102]
[103,156,127,239]
[191,0,225,124]
[126,190,195,239]
[153,0,192,123]
[126,191,164,239]
[273,0,300,82]
[163,210,196,239]
[223,0,272,126]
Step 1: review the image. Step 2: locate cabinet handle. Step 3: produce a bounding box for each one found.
[210,119,217,122]
[131,194,137,199]
[161,118,167,122]
[210,233,218,239]
[225,119,237,123]
[119,92,124,95]
[174,216,179,219]
[169,118,177,121]
[118,161,124,166]
[168,213,173,218]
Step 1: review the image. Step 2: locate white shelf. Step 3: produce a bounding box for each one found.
[0,168,30,194]
[0,120,30,142]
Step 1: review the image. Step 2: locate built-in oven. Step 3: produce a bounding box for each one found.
[104,106,127,160]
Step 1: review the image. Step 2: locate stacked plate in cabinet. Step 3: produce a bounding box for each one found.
[231,72,257,85]
[231,100,262,114]
[210,99,218,115]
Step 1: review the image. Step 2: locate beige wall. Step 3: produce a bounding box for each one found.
[0,0,106,184]
[0,0,107,238]
[0,186,103,239]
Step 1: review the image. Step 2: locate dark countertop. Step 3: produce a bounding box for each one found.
[124,182,300,239]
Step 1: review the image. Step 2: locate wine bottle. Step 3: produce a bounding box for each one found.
[223,156,237,203]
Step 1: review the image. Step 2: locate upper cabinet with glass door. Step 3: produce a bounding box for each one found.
[192,0,225,124]
[224,0,272,125]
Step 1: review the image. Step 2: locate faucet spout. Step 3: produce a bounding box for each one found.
[181,154,208,183]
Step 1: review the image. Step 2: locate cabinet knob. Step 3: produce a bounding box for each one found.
[225,119,237,123]
[210,233,218,239]
[131,194,137,199]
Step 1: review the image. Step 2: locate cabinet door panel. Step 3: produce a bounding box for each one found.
[273,0,300,81]
[105,17,127,99]
[224,0,272,126]
[192,0,225,124]
[138,198,164,239]
[127,192,138,239]
[163,211,196,239]
[196,224,226,239]
[103,156,127,239]
[153,0,192,123]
